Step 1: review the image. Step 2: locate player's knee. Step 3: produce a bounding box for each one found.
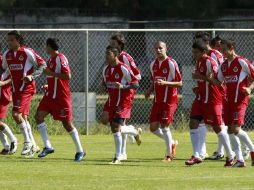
[100,117,108,125]
[35,112,44,124]
[149,123,158,132]
[12,112,22,123]
[62,121,74,132]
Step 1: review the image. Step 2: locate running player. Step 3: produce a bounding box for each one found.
[145,41,182,162]
[35,38,85,162]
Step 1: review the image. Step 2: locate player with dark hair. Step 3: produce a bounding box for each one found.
[35,38,86,162]
[211,36,222,51]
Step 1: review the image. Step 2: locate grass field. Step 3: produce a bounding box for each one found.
[0,132,254,190]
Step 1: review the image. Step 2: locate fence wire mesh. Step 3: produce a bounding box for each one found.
[0,29,254,132]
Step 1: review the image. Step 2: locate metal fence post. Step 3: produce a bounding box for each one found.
[85,30,89,135]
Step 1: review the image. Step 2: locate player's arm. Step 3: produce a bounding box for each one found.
[115,66,139,90]
[44,67,71,80]
[241,59,254,95]
[0,78,11,87]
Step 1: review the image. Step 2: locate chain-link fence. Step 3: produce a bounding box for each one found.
[1,29,254,133]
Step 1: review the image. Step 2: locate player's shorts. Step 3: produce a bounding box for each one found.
[37,96,73,121]
[0,99,10,119]
[103,98,110,112]
[223,101,247,126]
[190,99,222,126]
[150,102,178,125]
[12,91,34,115]
[108,105,131,123]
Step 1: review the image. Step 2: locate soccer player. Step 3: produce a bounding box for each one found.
[210,35,222,51]
[0,53,17,155]
[102,45,141,164]
[209,39,254,167]
[185,40,235,167]
[100,32,141,161]
[35,38,85,162]
[2,30,45,156]
[145,41,182,162]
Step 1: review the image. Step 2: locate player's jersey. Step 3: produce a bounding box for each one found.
[119,51,141,80]
[2,47,45,94]
[195,55,223,104]
[207,49,224,65]
[150,57,182,104]
[0,54,11,102]
[103,62,138,108]
[218,56,254,104]
[46,53,71,100]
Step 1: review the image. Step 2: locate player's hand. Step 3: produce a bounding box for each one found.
[115,82,123,89]
[243,87,252,96]
[155,79,167,86]
[23,75,33,83]
[41,84,48,92]
[144,89,151,99]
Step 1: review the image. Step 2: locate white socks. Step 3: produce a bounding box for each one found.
[229,134,244,162]
[236,129,254,152]
[162,128,172,156]
[198,123,207,156]
[0,131,9,149]
[113,132,122,160]
[190,129,200,157]
[19,122,31,143]
[121,125,138,136]
[217,130,234,159]
[26,121,37,147]
[153,128,164,139]
[121,134,127,156]
[38,122,52,149]
[2,124,17,142]
[69,128,83,153]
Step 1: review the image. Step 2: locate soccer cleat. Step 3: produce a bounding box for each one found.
[171,140,178,158]
[34,145,41,154]
[25,145,36,158]
[109,157,121,165]
[128,135,135,144]
[74,152,86,162]
[38,147,55,158]
[200,153,209,161]
[119,154,128,161]
[232,160,246,168]
[162,155,173,162]
[9,141,18,155]
[210,152,224,160]
[21,142,33,155]
[134,128,142,146]
[224,157,234,167]
[242,149,250,161]
[0,148,9,155]
[185,156,202,166]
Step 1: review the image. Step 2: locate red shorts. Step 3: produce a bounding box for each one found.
[108,105,131,123]
[12,92,34,115]
[0,99,10,119]
[150,102,178,125]
[37,96,73,121]
[224,102,247,126]
[190,99,222,126]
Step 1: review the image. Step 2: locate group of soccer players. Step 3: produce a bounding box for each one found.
[101,32,254,167]
[0,30,85,161]
[1,30,254,167]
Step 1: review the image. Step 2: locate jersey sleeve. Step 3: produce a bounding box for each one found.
[121,65,138,85]
[149,61,155,81]
[239,58,254,78]
[26,48,45,66]
[123,54,141,80]
[60,55,71,74]
[168,59,182,82]
[1,51,8,70]
[217,64,224,82]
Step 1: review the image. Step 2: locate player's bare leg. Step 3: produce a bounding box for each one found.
[0,120,17,154]
[212,125,235,167]
[23,114,40,154]
[100,111,109,126]
[185,119,202,166]
[12,111,32,156]
[36,111,55,158]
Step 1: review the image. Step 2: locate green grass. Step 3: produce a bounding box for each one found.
[0,132,254,190]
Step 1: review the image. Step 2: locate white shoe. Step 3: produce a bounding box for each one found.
[21,142,33,155]
[9,141,18,154]
[128,135,135,144]
[109,158,121,165]
[119,154,128,161]
[134,128,142,146]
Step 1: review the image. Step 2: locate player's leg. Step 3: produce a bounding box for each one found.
[110,118,123,164]
[0,120,17,154]
[23,115,40,153]
[210,124,226,160]
[62,120,85,162]
[35,111,55,158]
[198,122,208,160]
